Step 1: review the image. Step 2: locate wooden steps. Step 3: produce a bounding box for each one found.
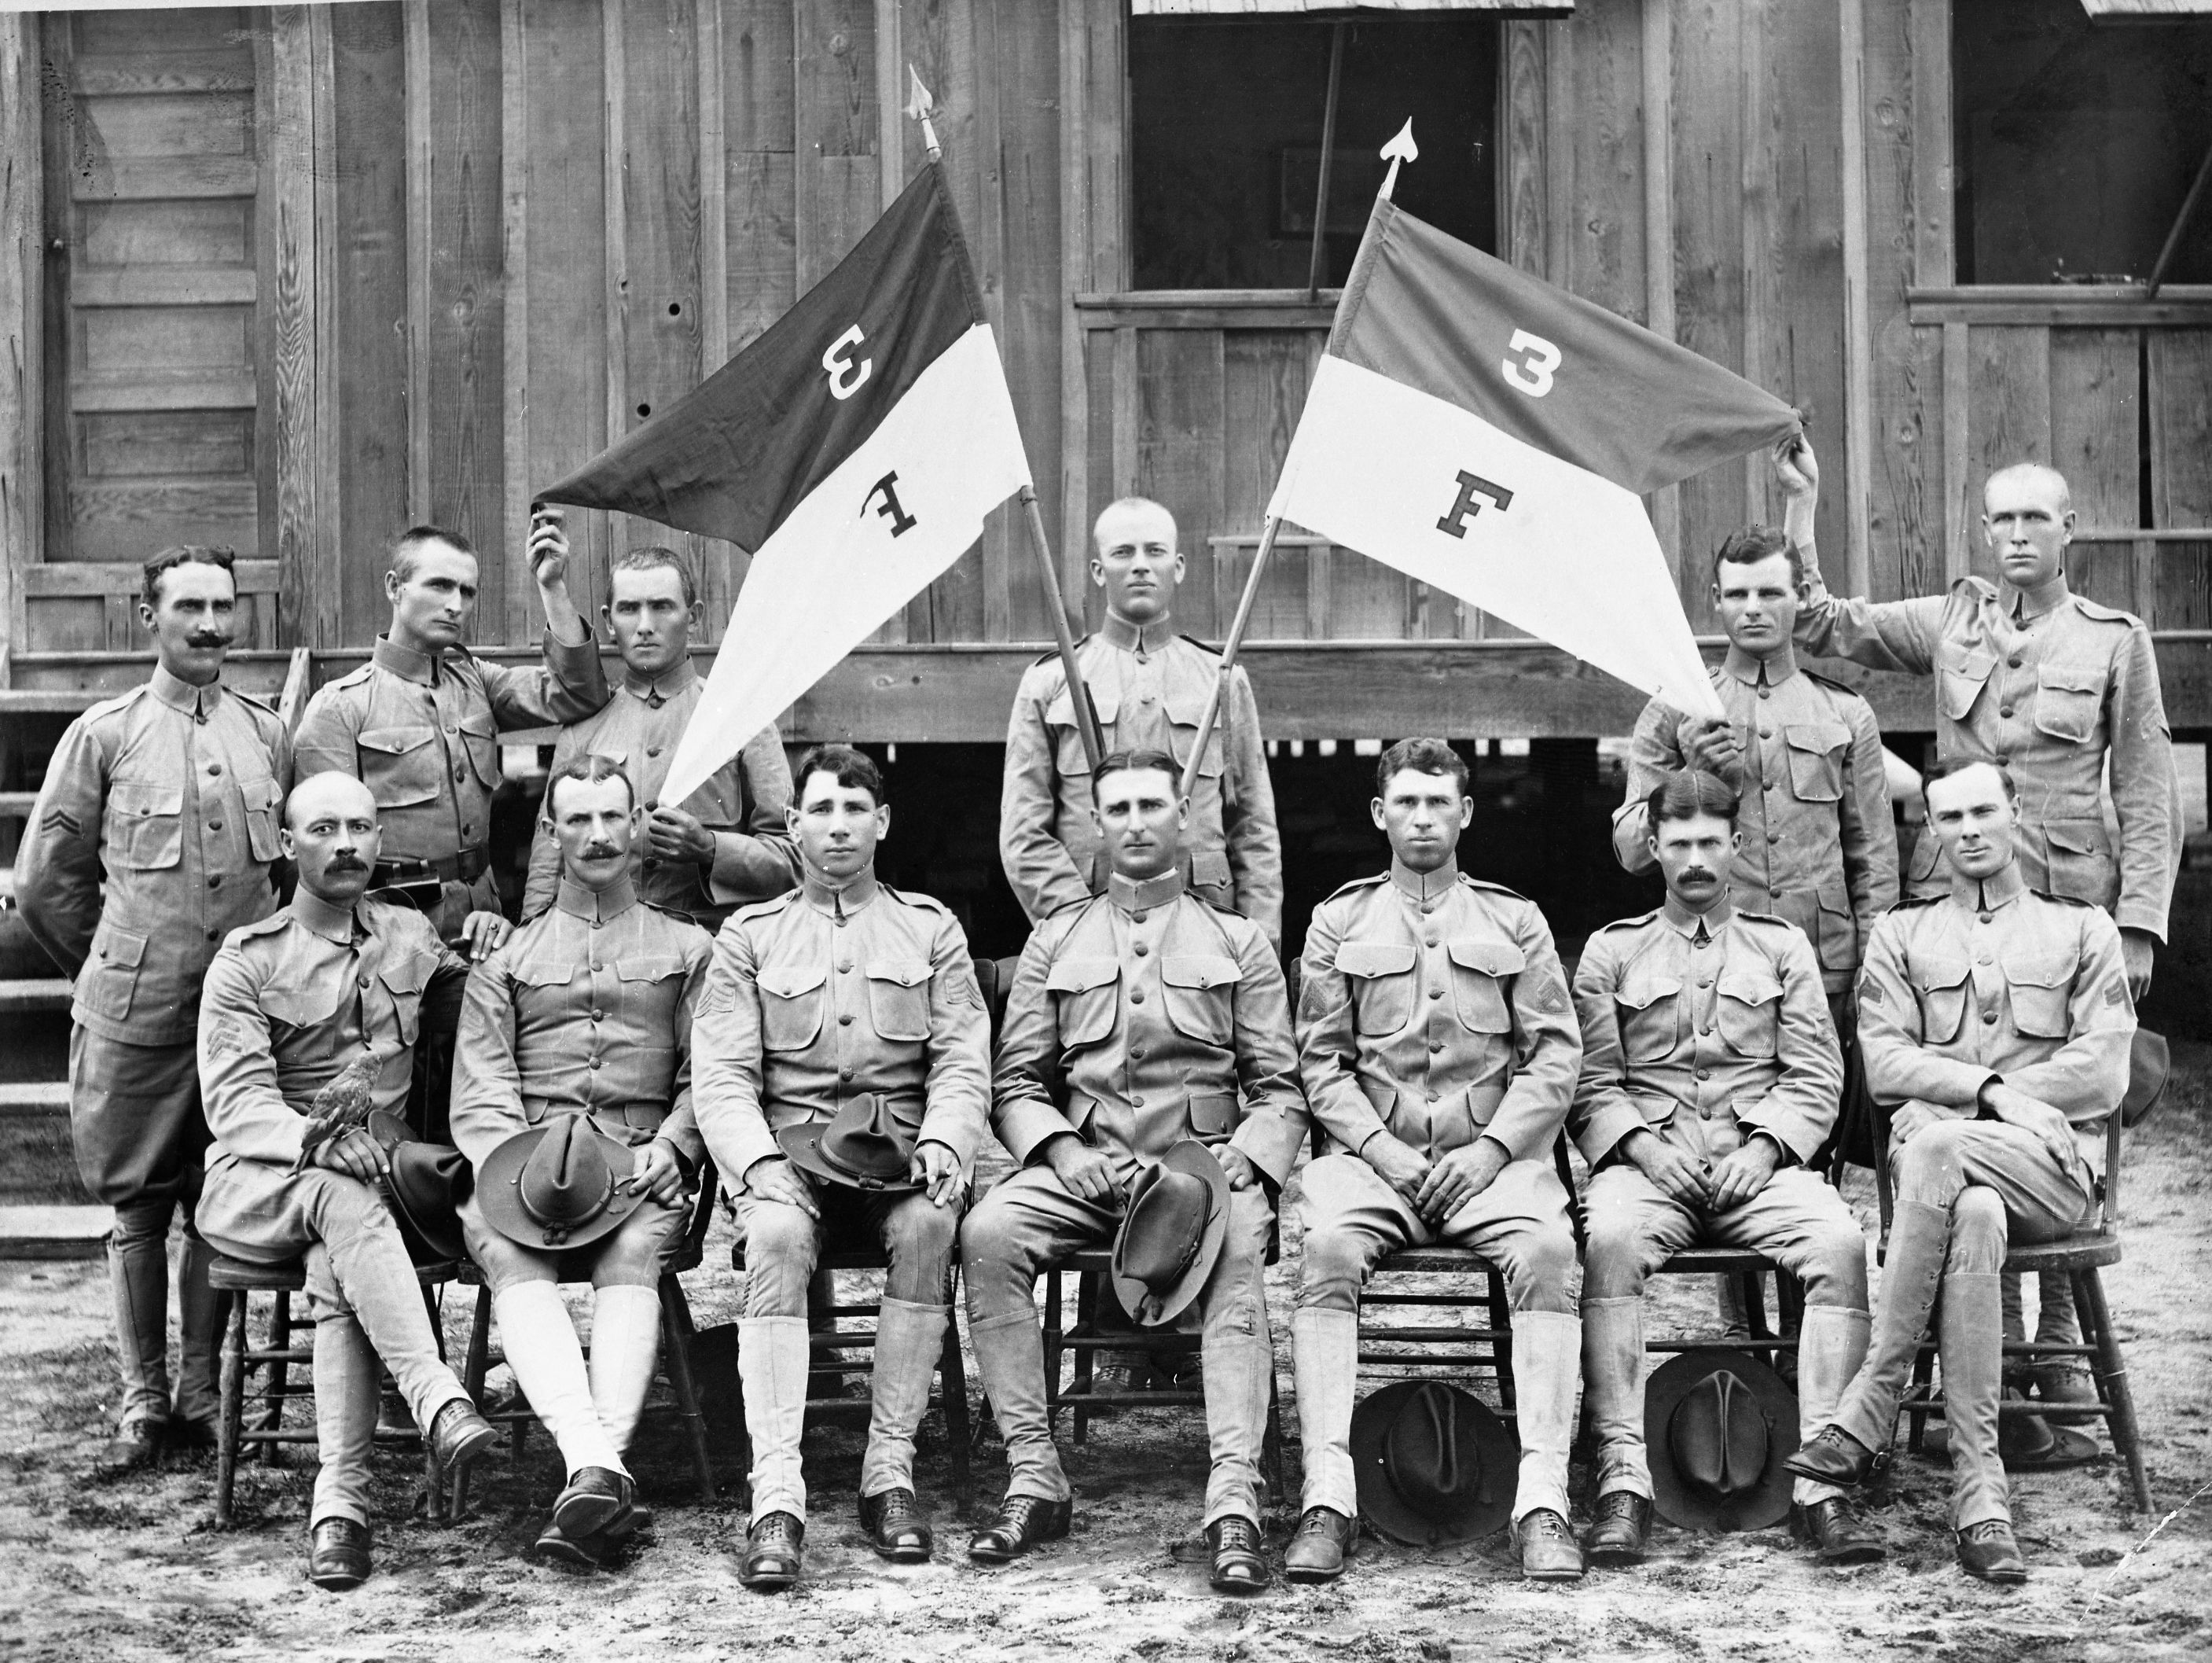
[0,979,71,1015]
[0,1205,110,1260]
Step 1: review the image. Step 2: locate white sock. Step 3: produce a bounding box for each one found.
[493,1283,625,1479]
[587,1284,664,1457]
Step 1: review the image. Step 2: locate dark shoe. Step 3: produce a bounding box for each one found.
[426,1398,499,1477]
[166,1415,219,1452]
[307,1518,373,1591]
[1207,1514,1270,1592]
[1795,1497,1886,1566]
[1956,1519,2028,1584]
[1516,1508,1585,1581]
[1783,1426,1878,1488]
[535,1518,609,1572]
[968,1494,1072,1564]
[738,1511,806,1590]
[2030,1365,2104,1432]
[1583,1490,1652,1567]
[1283,1506,1356,1583]
[94,1419,166,1476]
[552,1466,636,1540]
[858,1487,935,1562]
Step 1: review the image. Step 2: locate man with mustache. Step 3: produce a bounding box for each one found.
[193,772,500,1589]
[522,546,799,929]
[1570,771,1872,1568]
[452,754,713,1568]
[297,515,608,954]
[692,745,990,1590]
[1788,759,2135,1583]
[17,545,294,1474]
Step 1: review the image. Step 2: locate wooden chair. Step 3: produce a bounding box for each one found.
[208,1252,461,1526]
[1875,1104,2151,1510]
[451,1154,722,1512]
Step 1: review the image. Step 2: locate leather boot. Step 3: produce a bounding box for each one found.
[552,1466,637,1540]
[738,1316,812,1527]
[1584,1491,1652,1567]
[586,1283,663,1456]
[1508,1312,1581,1527]
[968,1494,1072,1564]
[1939,1271,2009,1536]
[965,1308,1070,1513]
[1207,1514,1270,1591]
[1291,1307,1359,1519]
[1791,1305,1872,1507]
[1515,1509,1585,1582]
[307,1518,373,1590]
[1581,1298,1651,1503]
[1956,1518,2027,1584]
[738,1511,805,1590]
[859,1299,948,1505]
[1828,1201,1952,1457]
[1283,1507,1356,1582]
[426,1399,499,1476]
[1794,1496,1885,1565]
[858,1486,934,1562]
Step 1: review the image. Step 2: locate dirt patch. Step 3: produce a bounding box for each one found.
[5,1055,2212,1662]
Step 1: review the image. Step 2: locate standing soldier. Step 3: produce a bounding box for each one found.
[521,546,798,929]
[1571,772,1876,1568]
[452,755,714,1569]
[194,773,501,1590]
[1789,759,2135,1583]
[692,745,990,1591]
[963,749,1307,1591]
[1291,739,1586,1583]
[1001,497,1282,954]
[296,516,609,951]
[17,545,293,1474]
[1781,437,2174,1429]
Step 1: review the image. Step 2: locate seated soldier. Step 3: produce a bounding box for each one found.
[1291,738,1586,1584]
[450,756,714,1569]
[961,748,1308,1591]
[1789,759,2135,1584]
[692,744,990,1590]
[193,773,500,1590]
[1571,771,1876,1568]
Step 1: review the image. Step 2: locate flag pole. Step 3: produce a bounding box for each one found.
[909,66,1104,776]
[1175,120,1420,804]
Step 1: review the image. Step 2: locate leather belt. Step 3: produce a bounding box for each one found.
[373,847,491,889]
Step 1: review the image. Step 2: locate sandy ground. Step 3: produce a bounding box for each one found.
[4,1059,2211,1663]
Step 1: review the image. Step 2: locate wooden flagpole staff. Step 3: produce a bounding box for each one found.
[909,68,1105,778]
[1175,122,1418,803]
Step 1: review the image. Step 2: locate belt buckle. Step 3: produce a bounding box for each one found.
[375,859,444,914]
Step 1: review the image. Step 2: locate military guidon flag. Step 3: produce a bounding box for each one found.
[538,159,1030,808]
[1266,129,1801,722]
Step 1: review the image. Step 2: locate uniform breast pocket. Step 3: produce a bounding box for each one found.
[2043,819,2114,904]
[1615,976,1682,1061]
[264,980,347,1047]
[516,958,579,1021]
[1045,688,1117,779]
[2034,663,2107,745]
[1936,642,1997,723]
[758,963,829,1051]
[1164,688,1226,780]
[2006,955,2075,1039]
[378,954,433,1046]
[1784,722,1851,804]
[81,922,149,1021]
[1336,940,1416,1036]
[1912,958,1971,1044]
[1163,953,1242,1046]
[458,713,502,789]
[865,960,933,1043]
[108,778,184,871]
[1446,939,1523,1036]
[357,727,444,809]
[239,776,285,863]
[1045,956,1121,1046]
[1187,1091,1236,1144]
[1715,968,1784,1058]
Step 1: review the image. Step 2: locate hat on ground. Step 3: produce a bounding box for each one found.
[2121,1027,2170,1128]
[1350,1378,1518,1547]
[363,1109,470,1264]
[476,1115,641,1251]
[1109,1140,1229,1328]
[1922,1388,2101,1470]
[777,1094,920,1194]
[1645,1348,1799,1532]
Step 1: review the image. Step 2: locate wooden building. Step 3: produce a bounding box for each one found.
[5,0,2212,747]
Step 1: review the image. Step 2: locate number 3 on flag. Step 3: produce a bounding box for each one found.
[1502,329,1561,398]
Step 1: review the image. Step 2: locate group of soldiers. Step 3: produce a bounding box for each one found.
[14,432,2167,1595]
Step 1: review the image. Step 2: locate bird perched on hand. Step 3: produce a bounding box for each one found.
[291,1054,383,1172]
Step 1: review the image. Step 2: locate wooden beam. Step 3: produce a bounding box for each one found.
[1641,0,1679,565]
[1908,0,1951,286]
[266,10,320,653]
[308,5,339,651]
[0,14,43,656]
[1942,318,1969,583]
[604,0,629,463]
[698,0,729,373]
[1500,21,1545,274]
[404,0,432,524]
[1907,286,2212,326]
[873,0,902,209]
[1839,0,1874,599]
[1059,0,1093,624]
[501,0,531,646]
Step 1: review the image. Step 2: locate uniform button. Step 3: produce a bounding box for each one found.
[643,858,660,871]
[462,823,473,837]
[590,962,604,973]
[206,929,219,941]
[1429,989,1443,1001]
[1758,686,1772,701]
[1982,1010,1999,1025]
[445,723,457,734]
[835,915,847,928]
[589,1056,602,1069]
[840,1066,854,1080]
[1768,833,1781,844]
[1131,911,1148,925]
[1425,934,1440,947]
[647,745,663,759]
[840,1014,853,1026]
[1701,1106,1715,1120]
[1758,727,1772,739]
[454,767,465,781]
[1131,1047,1147,1061]
[1131,1095,1145,1108]
[1428,1041,1442,1053]
[1701,1025,1714,1036]
[1420,903,1435,915]
[1763,780,1776,792]
[358,974,370,988]
[1130,992,1145,1005]
[1134,944,1149,956]
[840,961,854,973]
[1699,978,1713,988]
[2000,706,2015,719]
[1692,936,1710,950]
[208,763,223,777]
[1696,1068,1711,1080]
[208,820,222,831]
[208,876,222,889]
[2008,656,2023,668]
[1977,954,1993,966]
[1141,694,1156,705]
[1997,755,2011,767]
[590,1010,603,1021]
[1978,912,1993,925]
[590,918,602,929]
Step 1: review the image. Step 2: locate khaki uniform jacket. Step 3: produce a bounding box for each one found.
[993,870,1308,1188]
[17,668,294,1046]
[692,870,990,1184]
[521,664,799,928]
[195,892,466,1249]
[450,875,712,1173]
[1612,646,1898,992]
[1857,861,2133,1182]
[1295,861,1579,1165]
[1571,897,1843,1172]
[296,631,608,871]
[1792,561,2177,940]
[1000,616,1282,946]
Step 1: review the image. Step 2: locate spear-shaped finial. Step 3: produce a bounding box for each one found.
[1379,120,1418,201]
[906,64,942,163]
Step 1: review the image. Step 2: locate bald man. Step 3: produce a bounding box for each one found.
[1001,497,1282,954]
[194,774,498,1589]
[1778,440,2175,1434]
